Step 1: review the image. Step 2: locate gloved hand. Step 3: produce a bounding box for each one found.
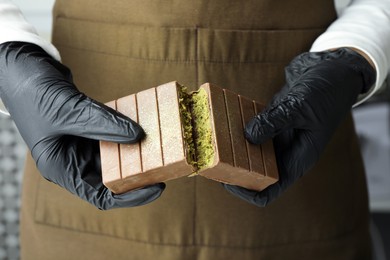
[0,41,165,210]
[224,48,376,206]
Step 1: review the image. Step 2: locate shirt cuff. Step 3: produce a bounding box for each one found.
[0,0,61,115]
[310,1,390,106]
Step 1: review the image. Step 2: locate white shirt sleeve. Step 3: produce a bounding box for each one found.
[311,0,390,106]
[0,0,59,59]
[0,0,60,115]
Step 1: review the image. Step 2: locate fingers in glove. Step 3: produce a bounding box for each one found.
[223,183,270,207]
[35,137,165,210]
[107,183,166,210]
[226,129,322,207]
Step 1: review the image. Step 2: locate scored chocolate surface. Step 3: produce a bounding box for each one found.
[100,82,193,194]
[224,89,250,171]
[198,83,278,191]
[100,81,278,194]
[117,94,142,178]
[239,95,265,174]
[99,101,122,185]
[254,102,279,182]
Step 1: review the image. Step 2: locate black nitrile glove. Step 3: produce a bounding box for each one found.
[0,42,165,210]
[224,48,376,207]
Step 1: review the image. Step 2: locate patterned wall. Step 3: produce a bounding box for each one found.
[0,2,54,259]
[0,116,26,260]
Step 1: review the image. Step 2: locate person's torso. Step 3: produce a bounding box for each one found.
[29,1,370,258]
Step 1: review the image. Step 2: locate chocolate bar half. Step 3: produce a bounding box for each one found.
[100,81,278,194]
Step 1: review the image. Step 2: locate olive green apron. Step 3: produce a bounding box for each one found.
[20,0,371,259]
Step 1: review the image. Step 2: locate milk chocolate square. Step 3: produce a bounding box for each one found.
[197,83,278,191]
[100,81,278,194]
[100,82,193,194]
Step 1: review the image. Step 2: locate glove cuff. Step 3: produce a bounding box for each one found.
[339,47,376,94]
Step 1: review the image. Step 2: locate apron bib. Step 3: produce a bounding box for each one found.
[20,1,371,259]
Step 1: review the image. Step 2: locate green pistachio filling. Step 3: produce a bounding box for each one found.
[178,87,197,168]
[191,88,214,170]
[178,86,214,173]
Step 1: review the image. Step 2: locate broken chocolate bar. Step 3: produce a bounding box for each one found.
[100,82,278,194]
